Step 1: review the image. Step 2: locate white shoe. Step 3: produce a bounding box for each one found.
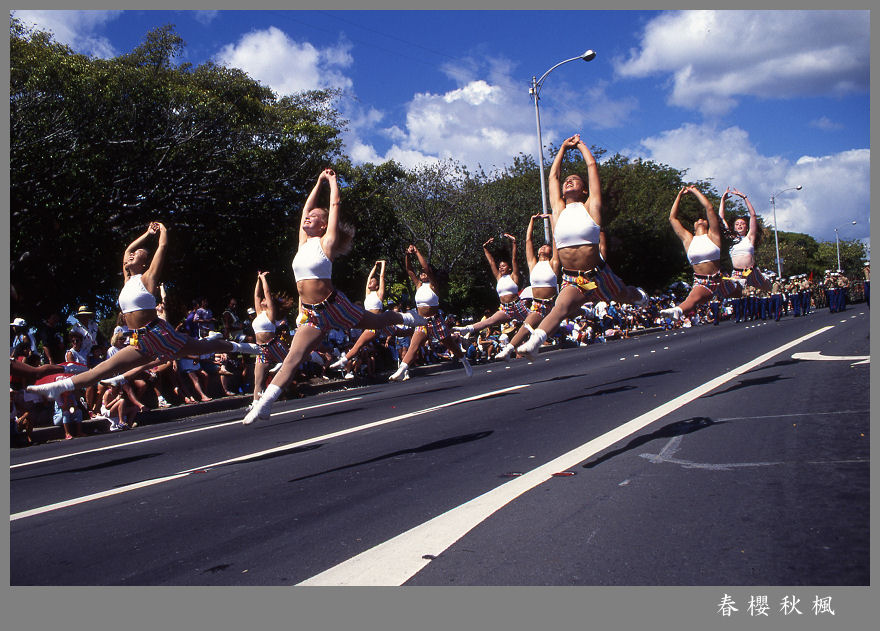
[157,396,171,408]
[388,365,409,382]
[26,377,74,400]
[495,343,515,361]
[634,287,650,307]
[99,374,127,387]
[453,325,474,338]
[242,399,271,425]
[343,371,355,380]
[661,306,683,321]
[517,329,547,361]
[460,357,473,377]
[329,356,349,371]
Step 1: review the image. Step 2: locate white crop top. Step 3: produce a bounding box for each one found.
[687,234,721,265]
[529,260,558,289]
[251,311,276,334]
[415,283,440,307]
[364,291,383,311]
[495,274,519,298]
[291,237,333,281]
[118,275,158,313]
[729,235,755,259]
[553,202,601,249]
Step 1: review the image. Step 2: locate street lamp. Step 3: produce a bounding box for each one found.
[530,50,596,242]
[769,185,802,277]
[835,221,858,273]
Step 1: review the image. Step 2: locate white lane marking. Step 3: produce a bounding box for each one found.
[10,386,529,521]
[791,351,869,365]
[641,436,868,470]
[10,397,364,470]
[297,325,834,586]
[716,410,869,422]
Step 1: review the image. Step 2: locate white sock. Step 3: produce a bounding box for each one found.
[261,384,283,404]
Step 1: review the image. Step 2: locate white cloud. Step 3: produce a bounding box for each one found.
[12,9,121,58]
[615,10,869,116]
[809,116,844,131]
[192,11,219,26]
[347,58,636,173]
[214,26,353,96]
[628,123,869,243]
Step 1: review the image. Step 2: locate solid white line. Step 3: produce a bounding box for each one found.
[10,385,529,521]
[297,325,835,586]
[10,397,364,470]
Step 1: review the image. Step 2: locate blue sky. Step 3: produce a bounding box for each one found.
[12,9,871,250]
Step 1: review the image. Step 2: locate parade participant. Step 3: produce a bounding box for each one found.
[388,244,472,382]
[250,271,295,406]
[863,262,870,307]
[719,187,771,292]
[452,233,531,345]
[328,260,391,375]
[243,169,426,424]
[496,214,560,359]
[517,134,647,358]
[27,222,263,401]
[659,186,741,322]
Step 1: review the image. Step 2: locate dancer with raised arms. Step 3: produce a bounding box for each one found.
[28,222,263,401]
[243,169,425,424]
[517,134,647,359]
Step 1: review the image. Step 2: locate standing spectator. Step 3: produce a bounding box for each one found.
[194,298,217,338]
[222,297,246,341]
[863,262,870,307]
[70,306,103,359]
[9,317,36,358]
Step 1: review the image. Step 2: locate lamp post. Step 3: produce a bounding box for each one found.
[835,221,858,273]
[769,185,802,277]
[530,50,596,242]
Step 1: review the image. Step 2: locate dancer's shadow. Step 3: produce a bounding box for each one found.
[700,375,790,398]
[12,452,164,481]
[582,416,723,469]
[287,430,493,483]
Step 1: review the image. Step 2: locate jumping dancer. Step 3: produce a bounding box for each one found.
[496,213,560,360]
[251,271,295,406]
[517,134,647,358]
[719,187,771,292]
[388,244,472,382]
[453,233,531,345]
[328,260,390,375]
[27,222,262,401]
[660,186,741,322]
[243,169,425,424]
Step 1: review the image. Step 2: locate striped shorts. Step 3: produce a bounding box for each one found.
[129,318,190,361]
[299,290,365,333]
[416,314,451,341]
[258,337,289,364]
[561,264,626,303]
[730,267,765,289]
[694,273,738,299]
[499,299,530,323]
[529,296,555,317]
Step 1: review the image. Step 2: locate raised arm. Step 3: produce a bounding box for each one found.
[299,170,330,244]
[525,214,539,268]
[718,187,732,231]
[688,186,720,239]
[377,260,386,300]
[732,188,759,242]
[404,245,420,286]
[123,224,157,280]
[412,245,436,286]
[482,237,500,279]
[365,262,379,296]
[254,274,264,314]
[259,272,276,323]
[504,233,520,285]
[548,134,581,214]
[576,138,602,227]
[668,187,692,244]
[140,222,167,293]
[319,169,341,257]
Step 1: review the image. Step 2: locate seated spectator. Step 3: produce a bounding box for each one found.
[52,382,87,440]
[10,389,34,447]
[100,383,138,431]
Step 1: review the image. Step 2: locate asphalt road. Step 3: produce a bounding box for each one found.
[10,306,869,586]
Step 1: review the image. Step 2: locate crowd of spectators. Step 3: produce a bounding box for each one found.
[10,267,867,446]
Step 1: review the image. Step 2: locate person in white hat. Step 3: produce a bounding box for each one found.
[10,317,36,358]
